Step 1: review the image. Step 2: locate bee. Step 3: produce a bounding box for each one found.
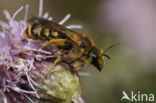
[24,17,118,77]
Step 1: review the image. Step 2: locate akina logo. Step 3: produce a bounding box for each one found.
[121,91,155,102]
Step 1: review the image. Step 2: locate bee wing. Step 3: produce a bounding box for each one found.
[28,17,78,42]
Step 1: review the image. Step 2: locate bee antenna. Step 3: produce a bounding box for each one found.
[102,43,120,60]
[104,42,120,53]
[103,54,111,59]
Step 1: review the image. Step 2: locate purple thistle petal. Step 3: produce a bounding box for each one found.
[10,6,23,23]
[24,5,29,22]
[43,12,49,19]
[3,10,11,21]
[48,17,53,21]
[38,0,43,17]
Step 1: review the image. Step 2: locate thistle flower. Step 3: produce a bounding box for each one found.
[0,0,85,103]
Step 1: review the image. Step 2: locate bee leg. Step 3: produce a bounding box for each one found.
[45,54,63,78]
[37,39,68,50]
[49,39,68,47]
[37,41,50,50]
[71,59,85,71]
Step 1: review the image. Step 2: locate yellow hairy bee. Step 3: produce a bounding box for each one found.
[24,17,118,77]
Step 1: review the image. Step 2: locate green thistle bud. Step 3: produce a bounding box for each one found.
[37,65,81,103]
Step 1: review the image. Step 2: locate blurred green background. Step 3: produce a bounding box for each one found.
[0,0,156,103]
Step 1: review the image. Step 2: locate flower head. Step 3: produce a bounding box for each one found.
[0,0,84,103]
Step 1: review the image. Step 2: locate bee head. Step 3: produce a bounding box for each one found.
[88,47,104,71]
[88,43,120,71]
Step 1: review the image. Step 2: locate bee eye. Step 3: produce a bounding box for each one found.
[89,48,102,71]
[89,48,99,62]
[91,54,97,64]
[90,53,97,59]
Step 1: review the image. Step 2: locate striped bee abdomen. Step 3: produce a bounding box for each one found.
[24,23,69,41]
[24,23,54,40]
[30,23,39,39]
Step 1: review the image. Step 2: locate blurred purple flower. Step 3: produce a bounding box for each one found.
[0,0,84,103]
